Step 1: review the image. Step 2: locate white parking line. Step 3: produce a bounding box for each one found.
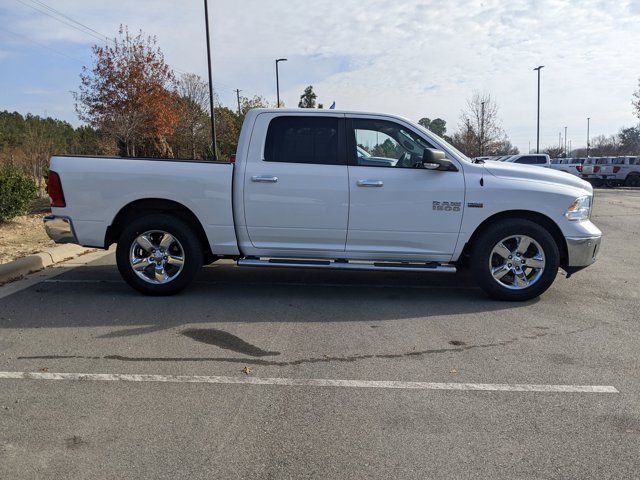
[0,371,619,393]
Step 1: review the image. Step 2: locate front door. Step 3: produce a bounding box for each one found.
[346,117,465,260]
[243,113,349,252]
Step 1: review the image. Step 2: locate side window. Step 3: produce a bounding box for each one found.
[350,118,435,168]
[516,156,535,164]
[519,156,547,165]
[264,116,341,165]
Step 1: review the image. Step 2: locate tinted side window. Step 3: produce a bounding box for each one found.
[516,156,537,164]
[264,116,341,165]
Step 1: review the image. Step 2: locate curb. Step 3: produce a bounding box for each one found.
[0,245,96,285]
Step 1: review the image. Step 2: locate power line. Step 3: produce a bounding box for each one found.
[14,0,109,43]
[0,25,85,63]
[28,0,110,40]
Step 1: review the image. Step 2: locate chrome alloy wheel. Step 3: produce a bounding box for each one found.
[489,235,546,290]
[129,230,185,284]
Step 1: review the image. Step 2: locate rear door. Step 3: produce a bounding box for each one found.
[243,113,349,252]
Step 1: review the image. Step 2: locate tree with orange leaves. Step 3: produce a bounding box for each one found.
[74,26,181,157]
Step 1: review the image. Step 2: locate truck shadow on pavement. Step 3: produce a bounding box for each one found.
[0,263,538,336]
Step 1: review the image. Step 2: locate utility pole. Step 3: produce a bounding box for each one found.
[235,89,242,115]
[559,132,562,150]
[203,0,217,159]
[587,117,591,157]
[569,140,572,155]
[479,101,485,156]
[275,58,287,108]
[564,126,567,156]
[533,66,544,153]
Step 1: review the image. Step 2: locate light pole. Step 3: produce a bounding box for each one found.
[587,117,591,157]
[479,101,485,156]
[533,66,544,153]
[275,58,287,108]
[235,88,242,115]
[564,126,567,156]
[203,0,217,159]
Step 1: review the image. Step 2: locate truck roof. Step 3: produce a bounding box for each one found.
[247,108,407,117]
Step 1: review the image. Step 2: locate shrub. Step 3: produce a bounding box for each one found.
[0,166,37,222]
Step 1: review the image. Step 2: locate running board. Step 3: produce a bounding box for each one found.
[236,258,456,273]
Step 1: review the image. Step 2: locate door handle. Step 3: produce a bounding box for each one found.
[252,175,278,183]
[357,179,384,187]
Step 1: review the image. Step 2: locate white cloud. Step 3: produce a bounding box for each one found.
[1,0,639,151]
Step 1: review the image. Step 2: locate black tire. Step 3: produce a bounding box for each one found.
[470,219,560,301]
[625,174,640,187]
[116,214,203,295]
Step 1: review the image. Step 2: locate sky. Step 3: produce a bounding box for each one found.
[0,0,639,153]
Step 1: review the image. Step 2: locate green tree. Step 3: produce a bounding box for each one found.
[372,139,399,159]
[418,117,432,129]
[0,165,37,222]
[619,126,640,154]
[418,117,447,138]
[298,86,317,108]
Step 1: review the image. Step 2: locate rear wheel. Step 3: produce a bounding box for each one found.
[116,214,203,295]
[471,219,560,301]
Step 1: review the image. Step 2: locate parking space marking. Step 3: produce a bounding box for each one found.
[0,371,619,393]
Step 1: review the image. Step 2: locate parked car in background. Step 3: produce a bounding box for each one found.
[551,158,586,177]
[581,157,604,183]
[600,156,640,186]
[500,154,551,168]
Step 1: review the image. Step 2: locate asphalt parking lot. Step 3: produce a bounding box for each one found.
[1,189,639,479]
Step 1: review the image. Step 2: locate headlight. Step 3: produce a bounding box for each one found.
[565,195,591,221]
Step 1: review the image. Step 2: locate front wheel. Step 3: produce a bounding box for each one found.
[470,220,560,301]
[116,214,203,295]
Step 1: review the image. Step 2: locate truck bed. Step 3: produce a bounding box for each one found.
[49,155,239,255]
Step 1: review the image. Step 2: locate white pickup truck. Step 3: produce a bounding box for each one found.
[44,109,601,301]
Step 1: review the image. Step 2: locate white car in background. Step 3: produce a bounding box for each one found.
[600,156,640,186]
[551,158,586,177]
[581,157,612,184]
[499,154,551,168]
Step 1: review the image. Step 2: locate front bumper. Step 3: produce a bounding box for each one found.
[565,235,601,267]
[43,215,78,244]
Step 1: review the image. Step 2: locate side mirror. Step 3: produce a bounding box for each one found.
[422,149,458,171]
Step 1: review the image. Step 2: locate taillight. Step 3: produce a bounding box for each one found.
[593,166,600,173]
[576,165,583,172]
[47,171,66,207]
[229,154,236,163]
[613,166,621,173]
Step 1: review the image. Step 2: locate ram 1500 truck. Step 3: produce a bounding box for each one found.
[44,109,602,301]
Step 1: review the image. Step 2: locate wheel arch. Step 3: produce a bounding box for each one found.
[105,198,214,262]
[461,210,568,267]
